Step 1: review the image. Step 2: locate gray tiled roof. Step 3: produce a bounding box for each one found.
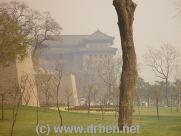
[84,30,114,41]
[44,30,114,47]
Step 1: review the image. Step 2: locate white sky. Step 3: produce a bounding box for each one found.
[3,0,181,83]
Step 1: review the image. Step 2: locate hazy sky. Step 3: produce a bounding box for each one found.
[4,0,181,82]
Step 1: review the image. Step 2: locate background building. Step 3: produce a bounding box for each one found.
[38,30,117,104]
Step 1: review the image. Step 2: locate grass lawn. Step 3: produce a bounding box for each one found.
[0,106,181,136]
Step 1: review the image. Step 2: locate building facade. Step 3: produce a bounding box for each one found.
[38,30,117,102]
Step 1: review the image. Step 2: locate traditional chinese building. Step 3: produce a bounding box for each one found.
[39,30,117,101]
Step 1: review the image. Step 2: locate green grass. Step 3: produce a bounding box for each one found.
[0,106,181,136]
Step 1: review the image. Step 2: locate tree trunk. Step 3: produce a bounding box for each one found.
[56,90,63,126]
[45,90,49,111]
[165,78,169,106]
[177,88,180,112]
[147,97,150,107]
[170,96,173,112]
[114,96,118,119]
[113,0,137,129]
[156,98,159,120]
[67,96,70,112]
[36,100,39,125]
[11,94,22,136]
[87,88,92,115]
[137,95,141,120]
[100,97,104,120]
[1,94,4,120]
[100,104,104,120]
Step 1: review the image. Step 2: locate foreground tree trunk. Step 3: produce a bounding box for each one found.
[165,78,169,106]
[156,98,159,120]
[113,0,137,129]
[177,88,180,112]
[1,94,5,120]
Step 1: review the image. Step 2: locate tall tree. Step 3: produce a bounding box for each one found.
[31,11,62,58]
[0,1,62,65]
[174,79,181,112]
[144,44,179,106]
[152,83,162,120]
[0,11,29,66]
[98,56,119,105]
[52,57,64,126]
[113,0,138,129]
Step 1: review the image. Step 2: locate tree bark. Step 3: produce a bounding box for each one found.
[170,95,173,112]
[165,78,169,106]
[147,97,150,107]
[1,94,4,120]
[56,82,63,126]
[113,0,137,129]
[87,89,91,115]
[137,95,141,120]
[177,88,180,112]
[36,100,39,125]
[156,98,159,120]
[67,96,70,112]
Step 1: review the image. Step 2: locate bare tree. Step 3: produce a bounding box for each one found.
[98,56,121,118]
[65,88,72,112]
[32,87,39,125]
[153,84,161,120]
[38,74,53,110]
[0,1,62,64]
[175,79,181,112]
[98,56,120,106]
[112,87,119,119]
[31,11,62,58]
[52,58,64,126]
[21,76,35,106]
[135,93,141,120]
[22,92,31,106]
[144,44,180,106]
[99,96,105,120]
[11,85,21,136]
[27,75,40,124]
[81,56,98,107]
[135,77,147,119]
[11,73,29,136]
[86,85,96,115]
[113,0,138,129]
